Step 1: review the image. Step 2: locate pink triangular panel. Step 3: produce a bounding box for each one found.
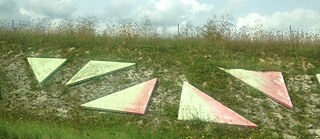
[124,78,157,114]
[179,82,257,128]
[221,68,293,109]
[81,78,157,115]
[257,72,293,109]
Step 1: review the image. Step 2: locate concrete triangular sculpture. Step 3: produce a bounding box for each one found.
[27,57,67,84]
[81,78,157,115]
[178,82,257,128]
[66,60,135,86]
[317,74,320,84]
[219,67,293,109]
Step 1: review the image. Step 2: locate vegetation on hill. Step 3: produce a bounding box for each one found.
[0,16,320,138]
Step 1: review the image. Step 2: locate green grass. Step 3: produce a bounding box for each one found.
[0,17,320,138]
[0,118,181,139]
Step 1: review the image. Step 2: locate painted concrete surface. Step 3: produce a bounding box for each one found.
[81,78,157,115]
[27,57,67,84]
[219,67,293,109]
[317,74,320,84]
[178,82,257,128]
[66,60,135,86]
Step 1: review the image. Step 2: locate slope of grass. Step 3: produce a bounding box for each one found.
[0,118,183,139]
[0,27,320,138]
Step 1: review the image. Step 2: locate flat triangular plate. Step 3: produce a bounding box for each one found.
[66,60,135,86]
[27,57,67,84]
[178,82,257,128]
[81,78,157,115]
[219,67,293,109]
[317,74,320,84]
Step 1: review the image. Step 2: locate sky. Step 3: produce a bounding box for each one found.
[1,0,320,34]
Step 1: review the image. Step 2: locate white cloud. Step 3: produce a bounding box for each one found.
[103,0,213,26]
[236,8,320,31]
[182,0,212,12]
[19,7,46,19]
[154,0,171,11]
[142,0,213,26]
[237,13,265,28]
[21,0,77,19]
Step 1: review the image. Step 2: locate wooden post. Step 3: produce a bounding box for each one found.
[289,25,292,38]
[289,25,294,47]
[12,20,14,30]
[177,24,180,37]
[88,21,91,35]
[154,26,157,37]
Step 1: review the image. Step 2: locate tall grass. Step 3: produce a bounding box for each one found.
[1,15,319,46]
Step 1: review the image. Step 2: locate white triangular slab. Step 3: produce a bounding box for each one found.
[219,67,293,109]
[27,57,67,83]
[81,78,157,115]
[66,60,135,86]
[178,82,257,128]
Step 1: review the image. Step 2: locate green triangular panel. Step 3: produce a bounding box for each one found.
[81,78,157,115]
[27,57,67,84]
[66,60,135,86]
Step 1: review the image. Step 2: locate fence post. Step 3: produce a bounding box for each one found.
[12,20,14,30]
[178,24,180,37]
[154,26,157,37]
[289,25,292,39]
[289,25,293,45]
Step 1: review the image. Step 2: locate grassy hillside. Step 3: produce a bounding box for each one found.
[0,17,320,138]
